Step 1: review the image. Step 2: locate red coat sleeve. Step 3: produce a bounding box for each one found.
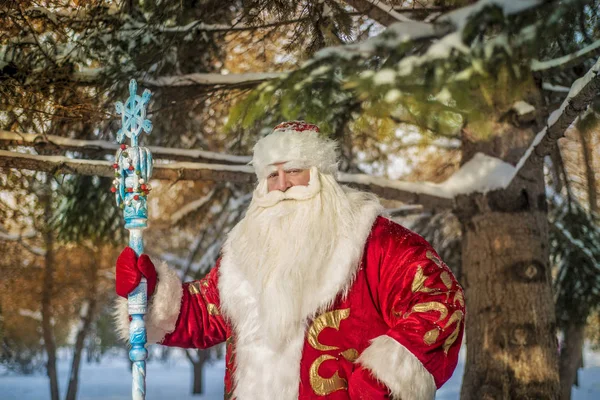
[161,260,228,349]
[355,218,465,399]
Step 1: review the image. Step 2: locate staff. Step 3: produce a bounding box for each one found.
[112,79,153,400]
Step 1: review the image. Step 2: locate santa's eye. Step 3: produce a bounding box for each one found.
[267,172,278,179]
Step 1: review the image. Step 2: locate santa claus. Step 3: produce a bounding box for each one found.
[115,121,465,400]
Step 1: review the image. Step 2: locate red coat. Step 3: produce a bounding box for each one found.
[161,216,464,399]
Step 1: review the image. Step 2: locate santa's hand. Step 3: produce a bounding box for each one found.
[115,247,157,298]
[348,367,391,399]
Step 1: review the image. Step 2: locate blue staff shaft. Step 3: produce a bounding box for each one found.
[113,79,154,400]
[128,230,148,400]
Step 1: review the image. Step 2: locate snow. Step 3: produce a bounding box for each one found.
[0,130,251,164]
[542,82,571,93]
[442,0,542,29]
[340,152,514,199]
[512,100,535,116]
[363,0,413,23]
[555,221,600,268]
[2,344,599,399]
[143,72,286,87]
[532,38,600,71]
[170,189,216,225]
[508,55,600,188]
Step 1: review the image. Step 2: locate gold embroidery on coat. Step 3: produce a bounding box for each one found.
[440,271,452,289]
[207,303,220,316]
[411,302,448,322]
[423,329,440,345]
[426,250,443,267]
[307,309,350,351]
[454,291,465,307]
[443,311,464,354]
[188,282,201,295]
[340,348,359,362]
[411,266,436,293]
[187,282,220,316]
[309,355,347,395]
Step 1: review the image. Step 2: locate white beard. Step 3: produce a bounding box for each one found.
[218,168,382,400]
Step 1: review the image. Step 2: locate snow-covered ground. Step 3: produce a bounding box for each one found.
[1,345,599,399]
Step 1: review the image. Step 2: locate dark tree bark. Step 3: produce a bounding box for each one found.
[65,247,99,400]
[40,175,59,400]
[558,126,598,400]
[185,349,209,395]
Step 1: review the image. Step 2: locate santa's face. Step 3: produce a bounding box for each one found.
[266,162,311,192]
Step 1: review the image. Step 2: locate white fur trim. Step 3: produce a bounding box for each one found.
[252,129,338,179]
[218,182,382,400]
[114,261,183,344]
[357,335,436,400]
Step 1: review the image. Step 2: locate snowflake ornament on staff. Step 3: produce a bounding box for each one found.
[112,79,153,400]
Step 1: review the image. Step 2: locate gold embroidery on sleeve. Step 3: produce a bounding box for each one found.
[440,271,452,289]
[411,266,437,293]
[454,291,465,307]
[443,310,464,354]
[309,355,347,395]
[423,329,440,345]
[187,281,220,316]
[411,302,448,322]
[426,250,443,267]
[340,348,359,362]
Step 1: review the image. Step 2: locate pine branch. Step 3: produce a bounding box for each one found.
[0,130,251,165]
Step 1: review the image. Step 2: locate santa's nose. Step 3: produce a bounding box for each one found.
[273,171,293,191]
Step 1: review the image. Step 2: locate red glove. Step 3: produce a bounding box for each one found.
[348,367,391,399]
[115,247,157,298]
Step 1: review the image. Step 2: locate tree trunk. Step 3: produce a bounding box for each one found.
[557,125,599,400]
[185,349,209,395]
[65,252,99,400]
[458,116,560,398]
[41,176,59,400]
[559,323,586,400]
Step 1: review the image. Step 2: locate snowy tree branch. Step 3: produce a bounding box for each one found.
[0,150,256,184]
[342,0,413,26]
[0,150,454,208]
[509,56,600,186]
[141,72,288,88]
[0,130,251,165]
[532,38,600,72]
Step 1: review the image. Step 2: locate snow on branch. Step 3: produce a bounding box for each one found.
[532,38,600,72]
[0,150,456,206]
[171,188,216,225]
[508,56,600,187]
[0,130,251,165]
[343,0,412,26]
[0,150,256,184]
[142,72,287,88]
[554,221,600,269]
[0,229,46,256]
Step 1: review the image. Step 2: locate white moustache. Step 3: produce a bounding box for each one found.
[252,167,321,209]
